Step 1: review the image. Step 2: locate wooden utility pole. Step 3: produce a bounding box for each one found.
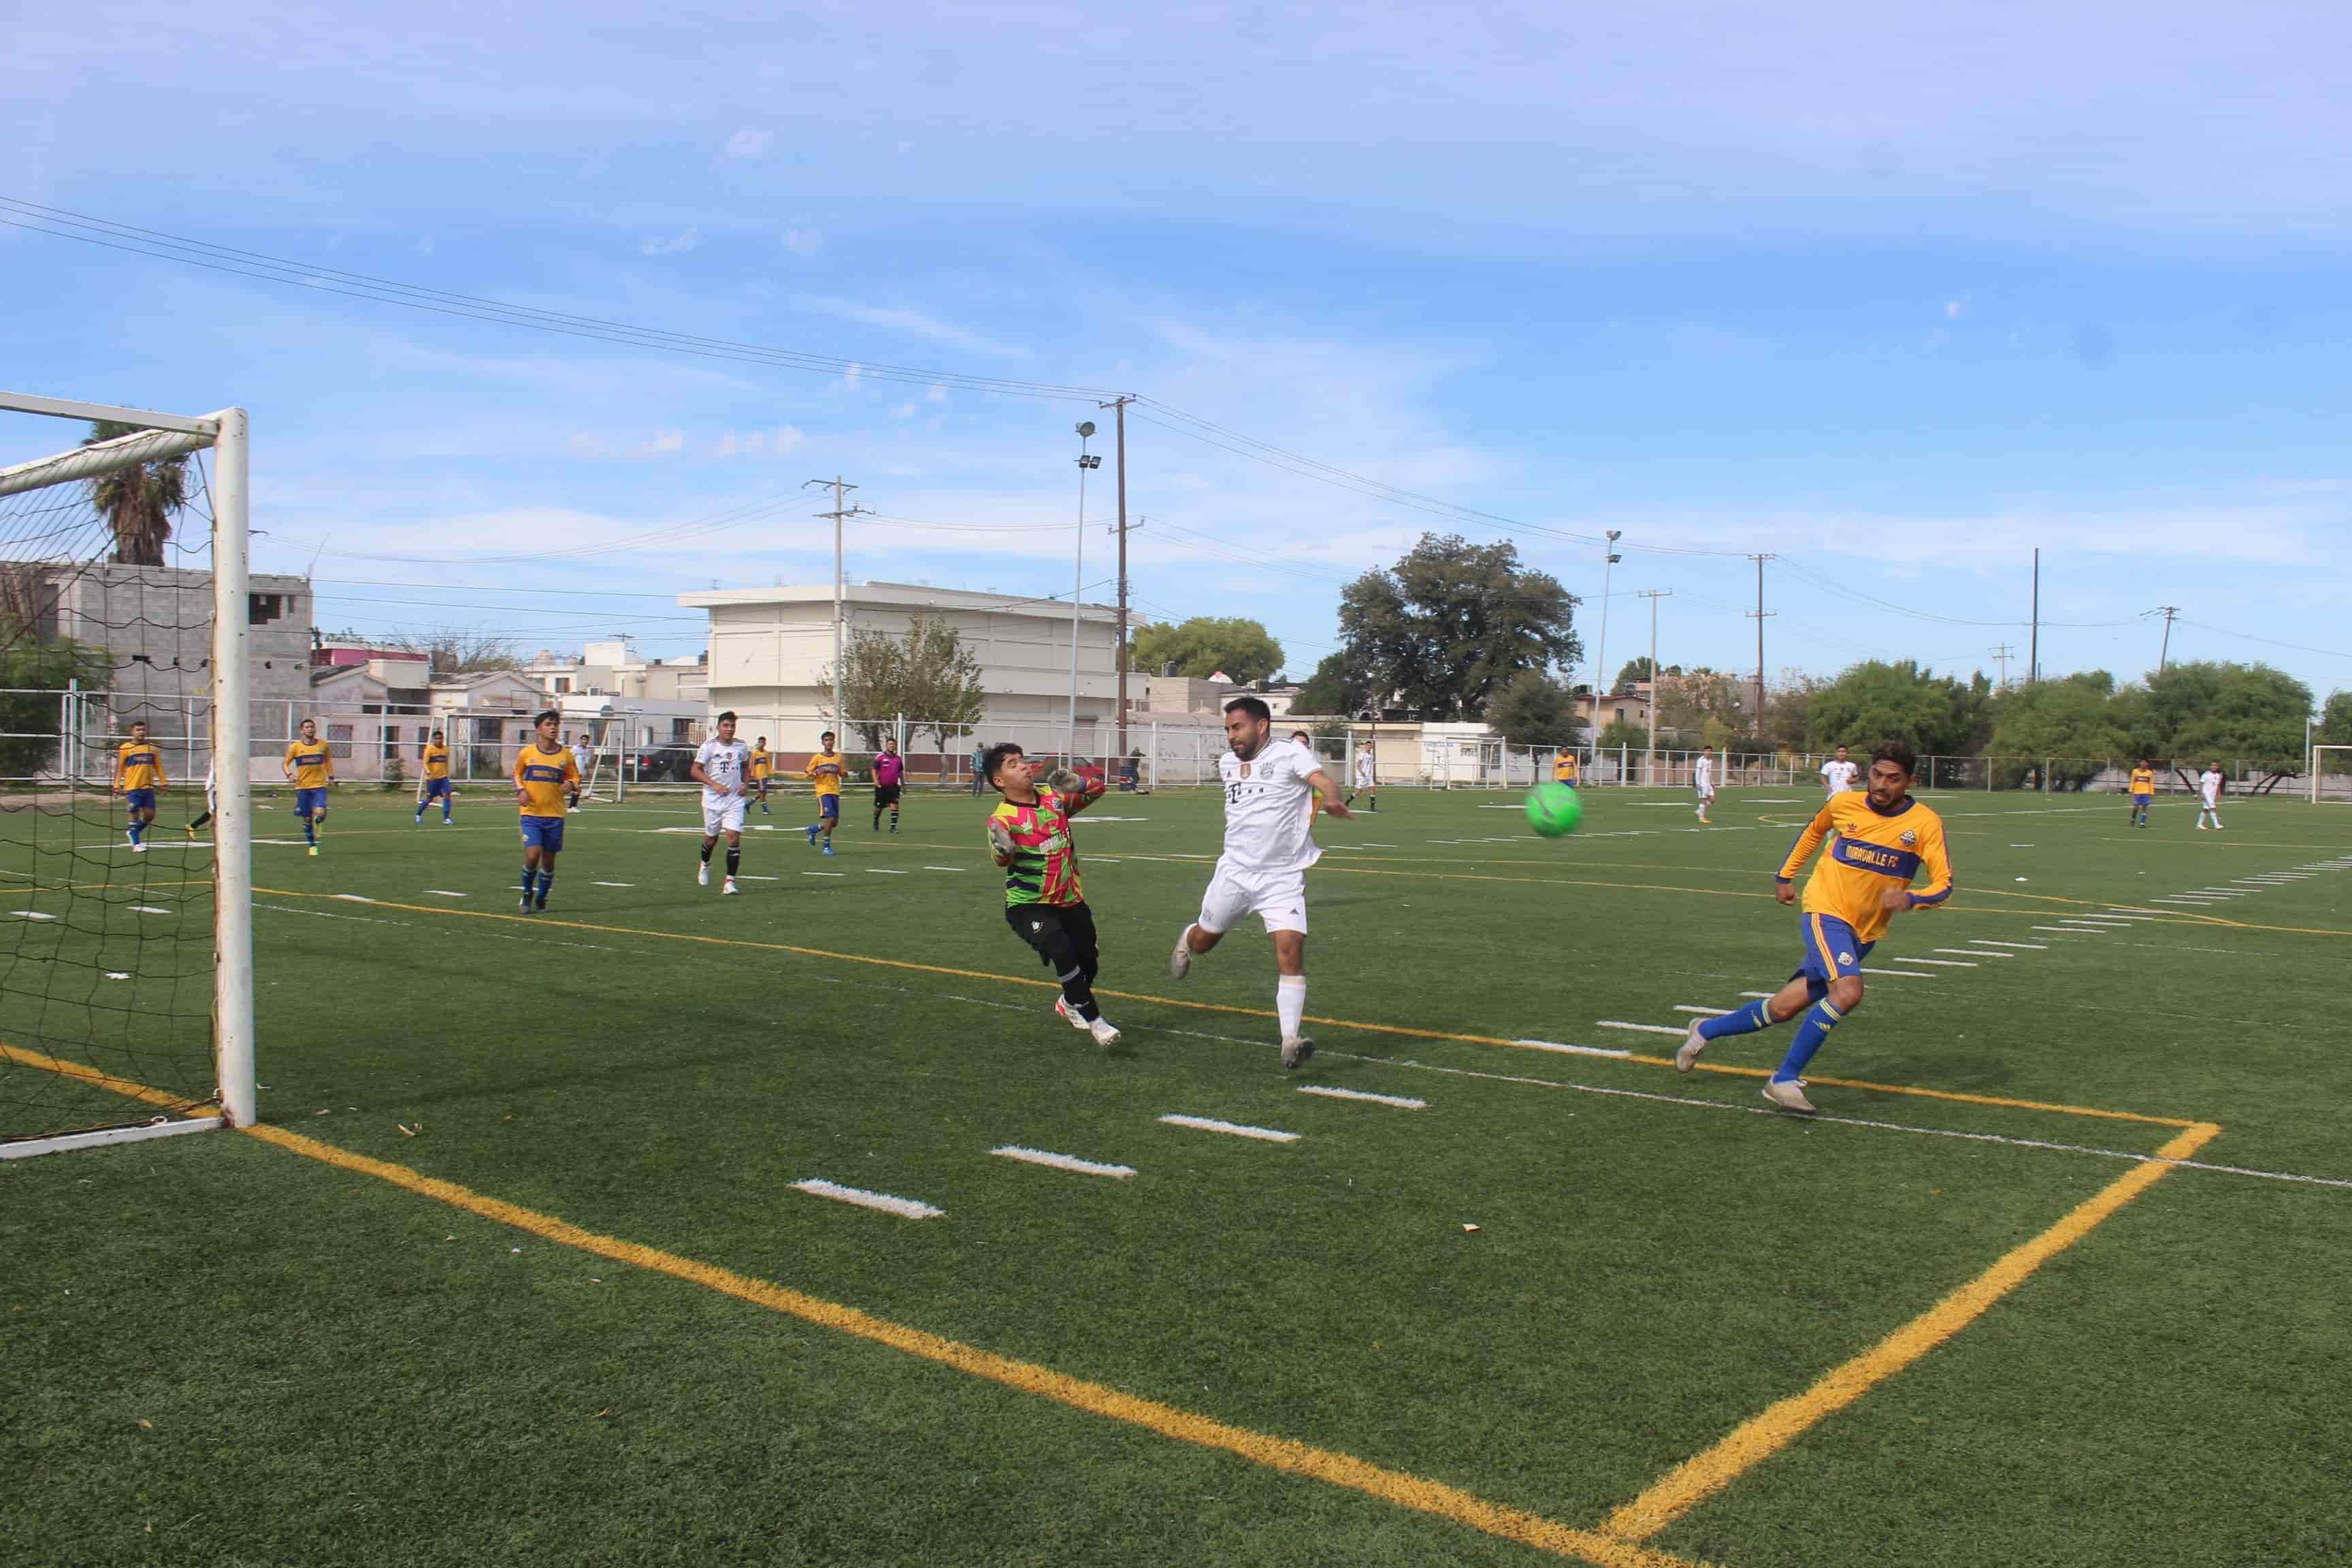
[1991,642,2015,688]
[2028,547,2040,685]
[1100,395,1137,754]
[803,476,869,735]
[1744,553,1774,742]
[1637,589,1671,784]
[2156,605,2181,671]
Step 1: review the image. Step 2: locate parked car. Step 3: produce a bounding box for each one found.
[630,746,698,782]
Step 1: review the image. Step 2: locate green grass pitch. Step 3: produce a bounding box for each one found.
[5,780,2350,1566]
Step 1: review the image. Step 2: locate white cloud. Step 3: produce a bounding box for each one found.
[892,402,918,419]
[782,228,822,257]
[567,428,687,461]
[712,425,804,458]
[1944,298,1964,318]
[791,294,1020,357]
[723,127,774,160]
[640,227,701,256]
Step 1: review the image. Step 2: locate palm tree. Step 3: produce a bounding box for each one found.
[81,421,190,567]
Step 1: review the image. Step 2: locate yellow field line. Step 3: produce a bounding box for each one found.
[252,887,2197,1127]
[0,1041,216,1115]
[1601,1121,2223,1544]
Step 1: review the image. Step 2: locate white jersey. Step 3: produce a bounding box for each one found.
[1354,753,1376,788]
[696,738,752,805]
[1216,740,1324,875]
[2200,770,2223,806]
[1694,755,1714,796]
[1821,759,1859,794]
[572,742,593,774]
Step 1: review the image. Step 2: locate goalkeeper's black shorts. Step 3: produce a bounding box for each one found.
[1004,900,1099,982]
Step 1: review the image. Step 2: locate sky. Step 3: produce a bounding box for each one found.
[3,0,2349,702]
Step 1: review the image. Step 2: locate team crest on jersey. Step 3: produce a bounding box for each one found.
[1838,950,1855,964]
[1899,830,1916,847]
[1238,761,1252,779]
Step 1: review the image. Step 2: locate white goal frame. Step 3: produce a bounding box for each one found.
[0,391,255,1154]
[2311,746,2352,804]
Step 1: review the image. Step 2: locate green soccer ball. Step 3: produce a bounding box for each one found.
[1525,782,1584,838]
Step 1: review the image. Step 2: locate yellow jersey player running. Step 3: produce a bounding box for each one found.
[284,719,334,855]
[802,730,845,855]
[984,742,1120,1047]
[415,730,455,826]
[513,709,581,912]
[751,738,774,815]
[2128,760,2157,828]
[113,720,166,853]
[1676,742,1953,1113]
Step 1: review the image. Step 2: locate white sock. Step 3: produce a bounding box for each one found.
[1277,975,1306,1040]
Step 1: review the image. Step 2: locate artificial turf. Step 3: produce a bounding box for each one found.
[4,780,2349,1566]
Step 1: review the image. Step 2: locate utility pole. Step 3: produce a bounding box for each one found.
[1744,553,1774,743]
[1069,424,1103,760]
[1990,642,2015,689]
[803,476,870,738]
[2028,547,2040,685]
[2155,605,2181,672]
[1100,395,1137,756]
[1592,530,1623,739]
[1637,589,1671,785]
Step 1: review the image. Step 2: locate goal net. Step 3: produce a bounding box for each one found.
[2312,746,2352,804]
[0,393,254,1157]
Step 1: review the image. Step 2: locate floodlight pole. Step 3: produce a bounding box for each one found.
[1638,589,1671,787]
[1592,530,1622,745]
[1101,395,1137,756]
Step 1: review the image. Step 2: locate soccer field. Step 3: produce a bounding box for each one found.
[7,782,2351,1567]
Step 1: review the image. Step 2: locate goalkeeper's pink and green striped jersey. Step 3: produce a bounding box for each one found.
[990,789,1084,907]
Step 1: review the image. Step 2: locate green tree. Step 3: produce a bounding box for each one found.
[1336,533,1579,721]
[1610,655,1680,693]
[823,613,986,751]
[0,639,113,777]
[1982,671,2129,789]
[2136,661,2312,768]
[1803,659,1984,757]
[1485,670,1578,748]
[1290,651,1357,716]
[82,421,191,567]
[385,630,519,674]
[1595,717,1648,753]
[1655,667,1746,748]
[2316,690,2352,747]
[1129,617,1284,685]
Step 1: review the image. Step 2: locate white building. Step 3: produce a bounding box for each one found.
[523,638,710,705]
[679,582,1120,753]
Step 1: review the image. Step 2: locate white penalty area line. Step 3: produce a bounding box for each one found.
[1514,1038,1633,1059]
[1296,1084,1426,1109]
[989,1145,1137,1178]
[791,1178,944,1218]
[1158,1113,1299,1143]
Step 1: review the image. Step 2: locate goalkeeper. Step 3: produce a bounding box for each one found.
[983,744,1121,1049]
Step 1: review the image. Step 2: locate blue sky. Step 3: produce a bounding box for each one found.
[5,1,2348,701]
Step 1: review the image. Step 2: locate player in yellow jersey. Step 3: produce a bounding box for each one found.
[1553,747,1580,785]
[750,738,774,815]
[113,720,167,852]
[514,709,581,912]
[1676,742,1953,1113]
[283,718,335,855]
[2128,759,2156,828]
[414,729,455,826]
[802,730,846,856]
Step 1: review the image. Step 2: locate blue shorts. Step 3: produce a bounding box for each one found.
[818,794,840,819]
[424,777,452,800]
[125,789,157,814]
[296,787,329,819]
[519,815,566,853]
[1799,912,1873,983]
[2132,792,2151,806]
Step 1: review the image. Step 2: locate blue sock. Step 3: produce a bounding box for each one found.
[1696,997,1779,1040]
[442,804,453,822]
[128,819,143,846]
[521,865,538,900]
[1776,999,1846,1082]
[303,817,316,844]
[535,868,554,905]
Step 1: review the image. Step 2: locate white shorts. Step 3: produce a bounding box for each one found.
[703,795,748,835]
[1197,862,1309,936]
[1696,784,1716,802]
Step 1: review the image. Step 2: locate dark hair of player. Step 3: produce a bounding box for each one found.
[982,741,1024,787]
[716,710,736,725]
[430,729,443,740]
[1871,741,1917,778]
[1224,696,1271,723]
[534,708,559,727]
[1290,730,1311,743]
[821,731,836,745]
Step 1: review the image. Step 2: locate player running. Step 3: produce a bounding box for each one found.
[514,709,581,912]
[2129,759,2157,828]
[751,738,774,815]
[872,737,904,832]
[284,719,334,856]
[802,731,846,855]
[1693,748,1716,825]
[416,730,455,826]
[113,721,165,853]
[1676,742,1952,1113]
[691,710,753,894]
[985,742,1120,1047]
[1819,745,1858,798]
[2196,764,2225,830]
[1169,696,1352,1070]
[569,732,593,808]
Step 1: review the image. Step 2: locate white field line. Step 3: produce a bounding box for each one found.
[791,1179,944,1219]
[1938,947,2011,958]
[866,869,908,875]
[1356,842,1397,848]
[1515,1038,1635,1058]
[331,894,374,903]
[1970,940,2048,949]
[1673,1004,1734,1015]
[592,881,634,887]
[425,889,470,898]
[923,866,967,872]
[2032,926,2097,933]
[803,872,846,878]
[1593,1021,1688,1037]
[1882,956,1977,967]
[2102,908,2166,916]
[1739,990,1776,998]
[2192,887,2250,895]
[1872,969,1944,979]
[738,874,781,881]
[1158,1113,1299,1143]
[129,905,169,914]
[12,910,55,920]
[1297,1085,1426,1109]
[989,1145,1137,1178]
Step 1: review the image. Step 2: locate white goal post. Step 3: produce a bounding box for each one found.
[0,391,255,1151]
[2311,746,2352,804]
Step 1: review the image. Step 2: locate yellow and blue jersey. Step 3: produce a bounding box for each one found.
[804,751,846,798]
[1776,790,1953,945]
[1554,751,1579,783]
[422,742,451,781]
[114,741,166,793]
[751,747,773,782]
[514,742,581,817]
[2129,766,2155,797]
[284,739,333,789]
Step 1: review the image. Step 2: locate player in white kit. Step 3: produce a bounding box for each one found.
[1820,745,1858,798]
[1693,749,1716,824]
[690,710,754,894]
[1348,745,1377,812]
[1169,696,1352,1069]
[2195,764,2225,830]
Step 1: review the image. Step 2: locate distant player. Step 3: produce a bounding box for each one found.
[2196,764,2225,830]
[1693,748,1716,825]
[1554,747,1580,786]
[985,742,1121,1047]
[690,710,752,894]
[1169,696,1352,1070]
[113,721,165,853]
[970,742,987,796]
[570,732,593,808]
[284,719,334,856]
[514,708,581,911]
[803,731,846,855]
[872,737,904,832]
[1348,745,1377,811]
[416,729,455,826]
[2128,759,2156,828]
[1820,745,1858,798]
[186,759,216,840]
[1676,742,1952,1113]
[751,737,774,815]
